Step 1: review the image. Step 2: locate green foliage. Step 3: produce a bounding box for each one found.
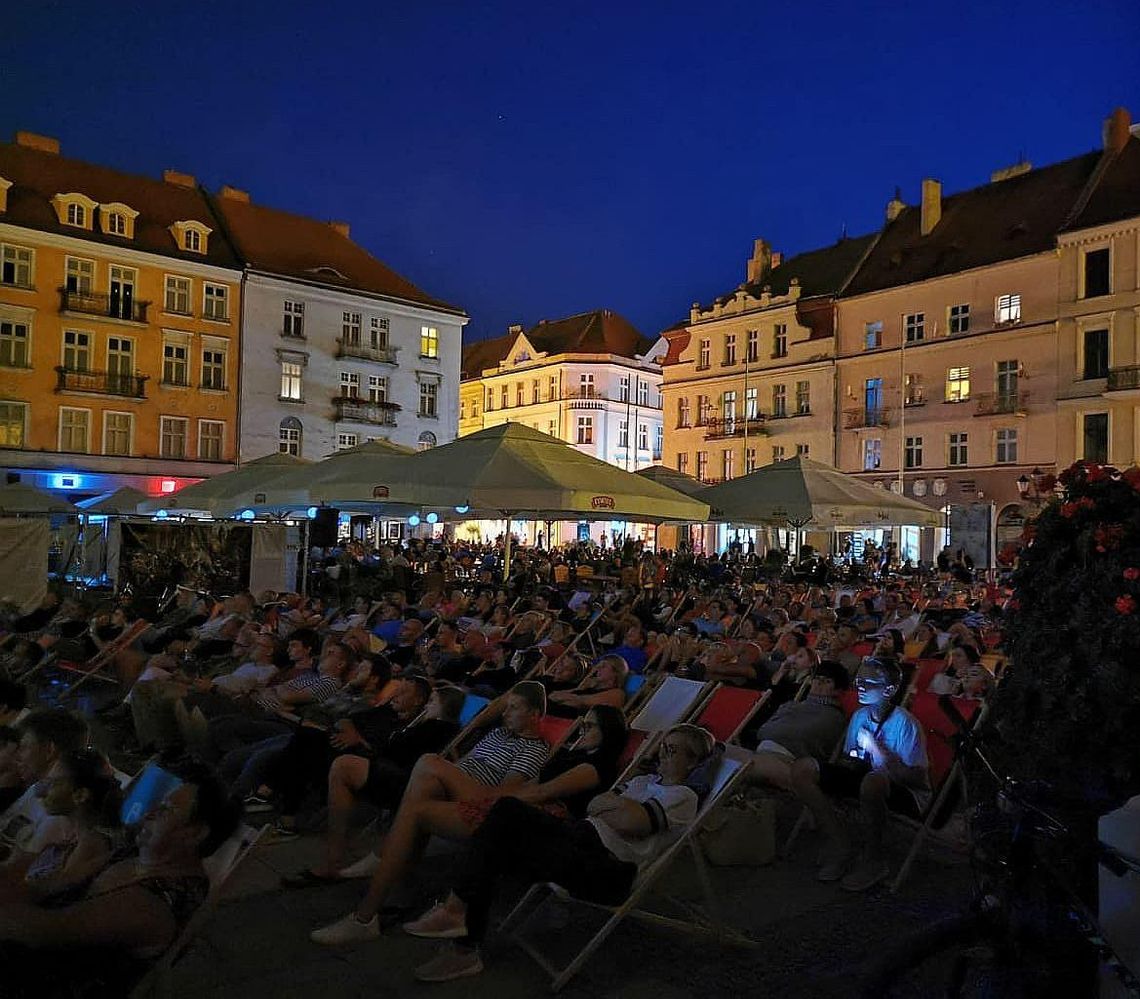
[996,461,1140,814]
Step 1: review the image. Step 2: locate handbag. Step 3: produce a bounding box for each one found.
[698,792,776,867]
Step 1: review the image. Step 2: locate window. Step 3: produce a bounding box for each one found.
[103,412,132,456]
[1083,413,1109,463]
[340,371,360,398]
[160,416,188,458]
[66,203,86,227]
[283,301,305,337]
[199,420,224,460]
[164,276,191,315]
[419,381,438,417]
[0,402,26,448]
[722,449,734,480]
[996,359,1019,403]
[420,326,439,358]
[337,433,359,450]
[905,435,923,469]
[109,266,136,320]
[696,395,711,425]
[547,419,555,437]
[201,347,226,390]
[996,293,1021,324]
[368,375,388,403]
[516,382,524,407]
[904,373,924,406]
[722,390,737,431]
[486,388,494,411]
[677,397,690,427]
[796,443,810,458]
[745,386,758,420]
[619,376,630,402]
[162,343,188,385]
[745,447,757,473]
[696,451,708,481]
[1083,329,1109,380]
[500,385,508,408]
[576,416,593,445]
[280,361,303,400]
[279,417,302,455]
[1,245,33,287]
[531,379,540,404]
[946,366,970,402]
[773,324,787,358]
[864,320,883,350]
[579,373,595,398]
[1083,248,1110,299]
[747,329,759,363]
[772,384,787,418]
[369,316,389,348]
[863,438,882,470]
[795,380,810,414]
[996,428,1018,464]
[771,445,785,462]
[184,229,201,252]
[342,312,361,345]
[417,431,437,451]
[62,330,91,372]
[459,399,466,420]
[637,380,649,405]
[106,212,127,236]
[677,452,689,475]
[724,334,737,365]
[58,407,88,452]
[949,304,970,335]
[66,258,94,295]
[548,376,557,399]
[107,337,133,388]
[638,423,649,451]
[904,312,925,343]
[948,432,969,466]
[203,283,228,321]
[0,319,30,367]
[698,339,711,369]
[654,424,663,458]
[618,419,629,447]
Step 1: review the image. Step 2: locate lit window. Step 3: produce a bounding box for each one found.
[948,432,969,466]
[280,361,303,400]
[0,402,26,448]
[745,387,758,419]
[203,284,228,321]
[946,366,971,402]
[420,326,439,358]
[996,294,1021,324]
[199,420,224,460]
[160,416,189,458]
[863,438,882,470]
[165,276,191,315]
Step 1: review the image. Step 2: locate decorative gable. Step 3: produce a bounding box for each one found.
[505,331,542,367]
[169,219,212,254]
[99,202,139,239]
[51,192,99,229]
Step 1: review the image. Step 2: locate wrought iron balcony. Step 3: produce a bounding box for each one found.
[59,288,150,323]
[332,396,401,426]
[974,391,1029,416]
[844,407,890,429]
[335,338,399,364]
[1107,365,1140,392]
[56,366,147,398]
[702,415,769,440]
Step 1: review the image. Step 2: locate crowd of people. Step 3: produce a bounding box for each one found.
[0,535,1006,993]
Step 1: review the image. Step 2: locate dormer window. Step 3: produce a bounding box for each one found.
[99,202,138,239]
[53,193,98,230]
[169,220,212,255]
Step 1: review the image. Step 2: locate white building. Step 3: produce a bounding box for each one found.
[459,309,666,545]
[210,186,467,460]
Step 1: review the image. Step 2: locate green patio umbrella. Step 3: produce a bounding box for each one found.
[137,452,311,517]
[76,487,149,515]
[634,464,708,498]
[0,482,79,515]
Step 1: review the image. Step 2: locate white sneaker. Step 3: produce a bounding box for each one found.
[402,901,468,939]
[310,910,379,946]
[337,853,381,879]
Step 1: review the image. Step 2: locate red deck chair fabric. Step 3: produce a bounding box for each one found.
[909,692,980,788]
[694,687,763,743]
[616,730,646,772]
[838,687,861,719]
[851,641,875,659]
[911,658,947,696]
[537,714,574,749]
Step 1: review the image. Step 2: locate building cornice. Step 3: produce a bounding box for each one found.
[244,269,467,322]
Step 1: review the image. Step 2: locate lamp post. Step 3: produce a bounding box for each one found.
[1015,466,1047,509]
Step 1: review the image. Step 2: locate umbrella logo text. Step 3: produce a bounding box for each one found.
[372,486,390,499]
[590,495,615,510]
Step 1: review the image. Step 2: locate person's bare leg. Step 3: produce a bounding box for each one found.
[789,757,847,852]
[858,771,890,860]
[400,754,486,808]
[748,751,794,791]
[319,755,370,876]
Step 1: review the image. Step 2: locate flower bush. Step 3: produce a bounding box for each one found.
[997,460,1140,814]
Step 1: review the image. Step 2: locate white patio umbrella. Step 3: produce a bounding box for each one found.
[137,453,310,517]
[0,482,79,515]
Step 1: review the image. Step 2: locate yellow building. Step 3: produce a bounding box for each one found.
[0,131,243,500]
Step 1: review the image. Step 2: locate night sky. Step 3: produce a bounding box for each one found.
[4,1,1137,342]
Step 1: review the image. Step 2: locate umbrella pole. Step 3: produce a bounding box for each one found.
[502,512,514,582]
[300,520,310,595]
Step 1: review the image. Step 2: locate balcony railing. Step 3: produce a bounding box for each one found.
[332,396,401,426]
[844,407,890,429]
[335,338,399,364]
[56,366,147,398]
[702,415,769,440]
[1107,365,1140,392]
[59,288,150,323]
[562,389,608,409]
[974,391,1029,416]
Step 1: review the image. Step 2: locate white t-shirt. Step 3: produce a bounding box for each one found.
[212,662,278,695]
[0,784,74,854]
[588,774,698,870]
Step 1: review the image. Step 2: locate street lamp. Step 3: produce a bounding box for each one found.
[1016,467,1046,508]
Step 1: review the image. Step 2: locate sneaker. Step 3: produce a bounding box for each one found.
[266,820,299,842]
[817,847,853,883]
[310,911,380,946]
[244,794,274,814]
[403,902,468,939]
[414,943,484,982]
[841,857,891,892]
[338,853,382,879]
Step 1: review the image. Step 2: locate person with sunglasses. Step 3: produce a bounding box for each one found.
[789,657,929,892]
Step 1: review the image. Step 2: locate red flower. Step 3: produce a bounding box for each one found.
[1125,568,1140,581]
[1087,463,1111,483]
[1115,595,1137,615]
[1061,502,1079,519]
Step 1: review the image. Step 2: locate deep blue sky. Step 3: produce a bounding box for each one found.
[4,1,1138,342]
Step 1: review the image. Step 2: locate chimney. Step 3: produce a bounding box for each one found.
[770,251,783,270]
[327,221,350,239]
[920,178,941,236]
[14,131,59,154]
[1103,107,1133,153]
[885,186,906,222]
[163,169,197,188]
[508,324,523,335]
[746,238,772,284]
[218,185,250,203]
[990,161,1032,183]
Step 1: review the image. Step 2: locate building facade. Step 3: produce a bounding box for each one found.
[0,132,243,500]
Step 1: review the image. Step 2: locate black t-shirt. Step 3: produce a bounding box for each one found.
[539,745,620,818]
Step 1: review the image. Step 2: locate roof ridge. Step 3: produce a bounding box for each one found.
[1059,146,1121,230]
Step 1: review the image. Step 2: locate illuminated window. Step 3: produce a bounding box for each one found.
[946,366,970,402]
[0,402,26,448]
[420,326,439,358]
[995,294,1021,324]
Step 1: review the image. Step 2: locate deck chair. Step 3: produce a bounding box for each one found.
[693,684,765,744]
[129,821,268,998]
[499,745,755,992]
[441,692,494,758]
[618,676,713,779]
[58,618,151,698]
[537,713,576,751]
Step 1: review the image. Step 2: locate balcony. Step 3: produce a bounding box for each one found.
[1107,365,1140,392]
[974,391,1029,417]
[336,338,399,364]
[702,415,769,440]
[562,389,608,410]
[844,407,890,429]
[332,396,401,426]
[59,288,150,324]
[56,366,147,398]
